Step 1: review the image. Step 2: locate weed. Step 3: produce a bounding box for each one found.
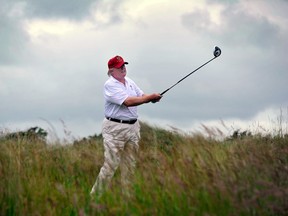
[0,122,287,215]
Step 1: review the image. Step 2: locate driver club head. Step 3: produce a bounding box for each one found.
[213,46,221,57]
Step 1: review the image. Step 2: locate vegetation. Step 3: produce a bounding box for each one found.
[0,122,287,215]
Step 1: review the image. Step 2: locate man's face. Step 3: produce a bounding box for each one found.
[112,65,127,80]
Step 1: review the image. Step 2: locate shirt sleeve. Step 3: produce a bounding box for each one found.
[104,82,128,105]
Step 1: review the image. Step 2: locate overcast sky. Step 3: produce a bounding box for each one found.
[1,0,287,141]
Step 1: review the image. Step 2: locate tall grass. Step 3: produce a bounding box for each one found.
[0,122,287,215]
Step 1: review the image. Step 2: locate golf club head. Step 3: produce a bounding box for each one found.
[213,46,221,57]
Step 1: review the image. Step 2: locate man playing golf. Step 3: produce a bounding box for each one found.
[90,55,162,198]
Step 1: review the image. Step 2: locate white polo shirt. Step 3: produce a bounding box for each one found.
[104,76,144,120]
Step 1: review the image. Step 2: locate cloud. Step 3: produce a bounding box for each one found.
[0,1,29,65]
[179,1,288,117]
[0,0,287,140]
[181,2,281,48]
[19,0,125,28]
[220,7,280,48]
[20,0,96,20]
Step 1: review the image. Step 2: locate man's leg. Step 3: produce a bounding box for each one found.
[90,120,124,197]
[120,122,140,196]
[90,140,122,197]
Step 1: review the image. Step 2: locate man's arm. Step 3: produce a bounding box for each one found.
[123,93,162,107]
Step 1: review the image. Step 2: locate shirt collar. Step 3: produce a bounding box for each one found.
[110,76,127,84]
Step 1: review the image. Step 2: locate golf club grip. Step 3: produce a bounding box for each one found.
[160,89,169,95]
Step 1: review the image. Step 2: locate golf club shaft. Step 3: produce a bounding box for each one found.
[160,56,217,95]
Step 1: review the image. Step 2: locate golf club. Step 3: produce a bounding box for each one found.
[160,46,221,96]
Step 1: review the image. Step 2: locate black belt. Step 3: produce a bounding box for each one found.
[106,117,137,124]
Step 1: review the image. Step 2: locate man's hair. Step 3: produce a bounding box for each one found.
[107,68,114,76]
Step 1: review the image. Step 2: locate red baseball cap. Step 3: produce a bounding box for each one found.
[108,55,128,69]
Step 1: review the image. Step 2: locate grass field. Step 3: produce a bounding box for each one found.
[0,122,287,215]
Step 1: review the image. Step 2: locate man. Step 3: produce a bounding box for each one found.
[90,55,162,198]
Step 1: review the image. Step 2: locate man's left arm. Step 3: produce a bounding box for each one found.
[123,93,162,107]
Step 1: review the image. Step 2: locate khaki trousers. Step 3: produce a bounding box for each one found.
[90,118,140,196]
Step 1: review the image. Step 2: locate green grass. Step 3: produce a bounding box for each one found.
[0,122,287,215]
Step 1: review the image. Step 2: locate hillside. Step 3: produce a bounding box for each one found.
[0,122,287,215]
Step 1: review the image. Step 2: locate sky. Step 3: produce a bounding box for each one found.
[1,0,288,141]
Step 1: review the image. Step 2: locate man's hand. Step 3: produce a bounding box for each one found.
[150,93,162,103]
